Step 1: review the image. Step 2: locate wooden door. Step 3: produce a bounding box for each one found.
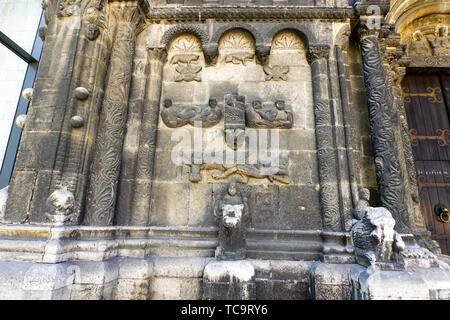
[402,74,450,255]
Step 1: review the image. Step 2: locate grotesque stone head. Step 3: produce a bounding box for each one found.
[86,24,101,41]
[163,99,172,108]
[359,187,370,202]
[252,100,262,110]
[438,26,448,37]
[413,30,424,41]
[209,98,218,109]
[275,100,285,110]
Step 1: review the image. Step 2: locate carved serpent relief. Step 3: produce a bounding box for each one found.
[360,35,410,231]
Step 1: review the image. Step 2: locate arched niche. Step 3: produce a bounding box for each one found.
[165,33,205,83]
[218,28,256,66]
[268,29,308,68]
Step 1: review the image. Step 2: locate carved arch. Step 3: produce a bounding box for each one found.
[161,24,209,50]
[265,24,315,48]
[335,24,352,48]
[211,23,263,46]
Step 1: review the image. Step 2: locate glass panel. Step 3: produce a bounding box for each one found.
[0,44,28,167]
[0,0,43,54]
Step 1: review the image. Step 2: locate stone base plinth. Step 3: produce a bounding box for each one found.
[352,266,450,300]
[0,225,447,300]
[203,260,256,300]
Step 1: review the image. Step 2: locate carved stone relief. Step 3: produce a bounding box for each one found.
[57,0,81,18]
[161,98,222,128]
[351,206,405,268]
[219,30,255,66]
[83,2,107,41]
[245,100,293,129]
[213,182,249,260]
[188,153,290,185]
[224,93,246,150]
[169,34,203,82]
[406,25,450,67]
[263,65,289,81]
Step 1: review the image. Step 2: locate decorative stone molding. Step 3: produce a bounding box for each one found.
[139,4,356,22]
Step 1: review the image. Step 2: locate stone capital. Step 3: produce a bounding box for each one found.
[307,45,330,64]
[147,47,168,63]
[110,1,145,34]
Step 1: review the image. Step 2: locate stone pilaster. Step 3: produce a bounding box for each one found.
[358,23,411,232]
[129,47,167,226]
[84,2,144,226]
[45,1,110,226]
[307,45,342,232]
[5,0,84,224]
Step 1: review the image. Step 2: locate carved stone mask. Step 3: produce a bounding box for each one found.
[87,24,100,41]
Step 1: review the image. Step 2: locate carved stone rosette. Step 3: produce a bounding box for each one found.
[84,4,144,226]
[308,45,341,232]
[359,28,410,232]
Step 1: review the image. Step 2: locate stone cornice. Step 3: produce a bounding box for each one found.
[138,4,356,22]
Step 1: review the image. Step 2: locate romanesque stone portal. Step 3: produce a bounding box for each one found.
[0,0,448,300]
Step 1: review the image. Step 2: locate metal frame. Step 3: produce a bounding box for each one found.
[0,11,45,189]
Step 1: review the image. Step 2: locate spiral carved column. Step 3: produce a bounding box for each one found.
[358,26,410,232]
[84,3,144,226]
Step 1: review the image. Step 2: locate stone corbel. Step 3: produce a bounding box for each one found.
[203,43,219,65]
[255,45,271,66]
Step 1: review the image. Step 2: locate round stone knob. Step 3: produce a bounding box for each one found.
[74,87,90,100]
[15,115,27,128]
[70,115,84,128]
[22,88,33,101]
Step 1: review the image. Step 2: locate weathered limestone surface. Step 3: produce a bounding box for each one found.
[0,0,448,300]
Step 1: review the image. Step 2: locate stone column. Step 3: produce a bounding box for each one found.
[129,47,167,226]
[84,3,144,226]
[358,24,410,232]
[381,27,428,233]
[307,45,342,232]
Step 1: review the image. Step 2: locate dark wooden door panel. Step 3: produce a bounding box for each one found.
[403,74,450,255]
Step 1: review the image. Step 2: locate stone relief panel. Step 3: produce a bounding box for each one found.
[168,34,204,82]
[152,25,319,230]
[218,29,255,66]
[161,98,222,128]
[404,21,450,67]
